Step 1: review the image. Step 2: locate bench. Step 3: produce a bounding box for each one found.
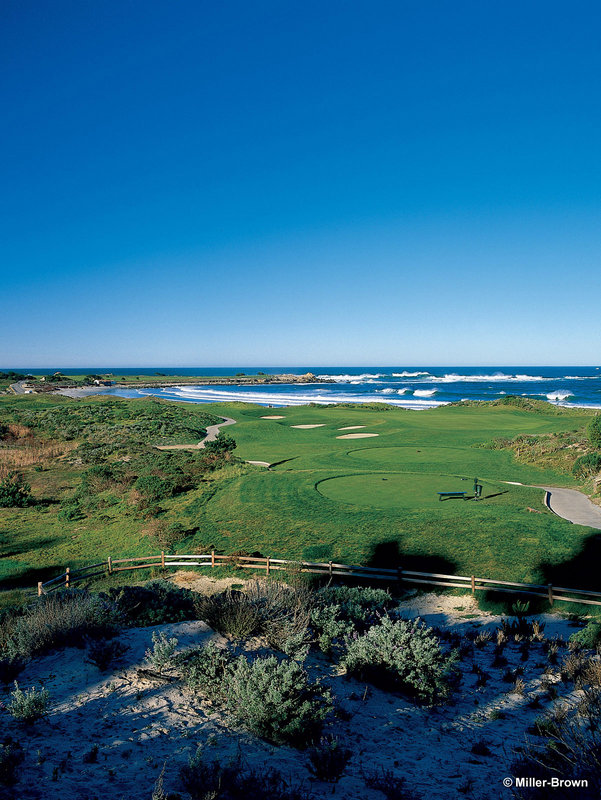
[437,491,467,501]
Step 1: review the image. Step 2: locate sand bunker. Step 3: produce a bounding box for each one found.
[260,415,285,419]
[338,425,366,430]
[291,424,326,429]
[336,433,379,439]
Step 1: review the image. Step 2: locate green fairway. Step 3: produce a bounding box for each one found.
[1,394,600,596]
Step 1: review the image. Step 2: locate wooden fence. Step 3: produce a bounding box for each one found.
[34,551,601,608]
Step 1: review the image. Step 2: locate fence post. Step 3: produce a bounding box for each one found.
[37,581,43,597]
[266,556,270,576]
[161,551,165,569]
[548,584,554,606]
[211,549,215,568]
[107,556,112,575]
[328,560,333,577]
[471,575,476,595]
[65,567,70,589]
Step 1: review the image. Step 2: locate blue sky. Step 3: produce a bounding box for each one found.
[1,1,600,367]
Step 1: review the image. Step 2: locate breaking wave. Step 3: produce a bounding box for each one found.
[414,389,438,397]
[392,371,430,378]
[546,391,574,401]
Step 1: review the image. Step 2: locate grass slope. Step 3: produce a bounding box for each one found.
[1,395,599,595]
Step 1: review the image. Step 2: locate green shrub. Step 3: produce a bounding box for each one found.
[194,589,262,639]
[178,642,233,699]
[57,499,85,521]
[307,735,352,782]
[1,590,118,661]
[0,739,24,786]
[342,616,458,704]
[310,604,355,655]
[145,631,178,673]
[134,474,175,503]
[572,453,601,477]
[570,621,601,650]
[85,638,128,671]
[224,655,332,746]
[588,415,601,448]
[105,581,196,626]
[0,472,31,508]
[6,682,50,723]
[203,433,236,455]
[180,747,311,800]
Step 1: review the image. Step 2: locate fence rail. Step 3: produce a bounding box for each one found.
[34,551,601,608]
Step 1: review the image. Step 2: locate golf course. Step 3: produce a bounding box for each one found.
[1,392,601,601]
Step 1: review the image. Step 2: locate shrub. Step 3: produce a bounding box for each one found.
[144,519,188,552]
[6,682,50,723]
[307,735,352,782]
[180,748,311,800]
[178,642,233,699]
[85,638,128,671]
[203,433,236,456]
[310,604,355,655]
[224,655,332,746]
[588,414,601,449]
[145,631,178,673]
[573,453,601,478]
[106,581,196,626]
[342,616,458,704]
[1,590,118,661]
[0,740,24,786]
[195,589,262,639]
[364,767,418,800]
[0,472,31,508]
[133,474,175,504]
[57,499,85,521]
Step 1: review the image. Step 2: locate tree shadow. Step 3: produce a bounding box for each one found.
[0,532,59,559]
[0,563,66,591]
[366,539,457,575]
[537,530,601,593]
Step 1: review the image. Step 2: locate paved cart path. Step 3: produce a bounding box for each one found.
[539,485,601,530]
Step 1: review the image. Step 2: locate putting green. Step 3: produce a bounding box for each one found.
[317,472,506,510]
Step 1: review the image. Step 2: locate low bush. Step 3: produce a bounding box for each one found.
[180,747,311,800]
[570,621,601,650]
[145,631,178,674]
[0,472,31,508]
[178,642,233,699]
[1,590,118,662]
[105,581,196,626]
[194,589,262,639]
[342,616,458,704]
[225,655,332,746]
[0,739,24,786]
[573,453,601,478]
[6,682,50,723]
[85,638,128,671]
[310,604,355,656]
[307,735,352,782]
[363,766,419,800]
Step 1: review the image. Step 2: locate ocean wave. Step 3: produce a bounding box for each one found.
[392,371,430,377]
[414,389,438,397]
[378,388,395,394]
[435,373,545,383]
[318,373,384,382]
[546,391,574,401]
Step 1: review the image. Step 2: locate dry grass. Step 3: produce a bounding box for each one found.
[0,426,73,478]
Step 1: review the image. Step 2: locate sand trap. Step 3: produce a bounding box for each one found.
[290,424,326,429]
[336,433,379,439]
[338,425,366,430]
[260,415,285,419]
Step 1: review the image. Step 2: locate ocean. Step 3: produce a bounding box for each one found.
[63,366,601,410]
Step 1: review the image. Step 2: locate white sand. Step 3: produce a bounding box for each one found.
[338,425,366,430]
[260,415,285,419]
[290,424,326,429]
[2,588,585,800]
[336,432,379,439]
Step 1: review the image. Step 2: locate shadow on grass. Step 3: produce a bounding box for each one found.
[538,531,601,594]
[0,532,59,559]
[366,539,457,575]
[0,563,67,591]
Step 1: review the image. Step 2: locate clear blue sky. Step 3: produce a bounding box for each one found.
[1,1,600,367]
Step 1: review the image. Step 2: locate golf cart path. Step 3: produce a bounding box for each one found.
[155,417,272,468]
[504,481,601,529]
[156,416,237,450]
